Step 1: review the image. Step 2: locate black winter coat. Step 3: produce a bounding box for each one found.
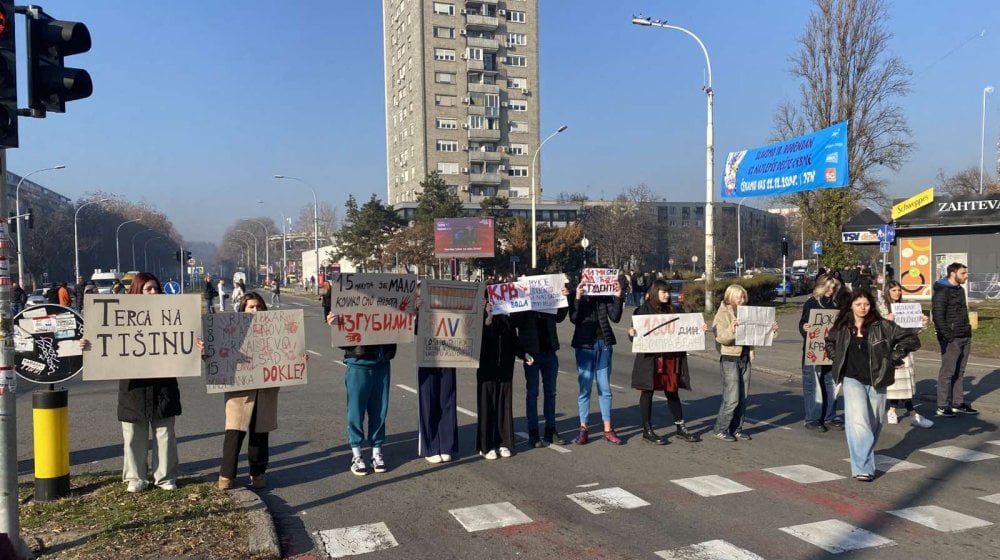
[798,295,837,359]
[516,307,568,354]
[628,302,691,391]
[117,378,182,423]
[826,320,921,389]
[931,279,971,341]
[477,314,524,382]
[569,290,623,349]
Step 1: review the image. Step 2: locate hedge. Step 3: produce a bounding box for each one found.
[681,275,781,312]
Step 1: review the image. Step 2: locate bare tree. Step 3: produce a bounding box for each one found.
[292,202,338,245]
[774,0,912,269]
[935,166,998,196]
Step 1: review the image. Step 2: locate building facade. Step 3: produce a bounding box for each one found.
[383,0,541,205]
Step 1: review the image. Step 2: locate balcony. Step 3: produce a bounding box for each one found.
[468,150,502,163]
[468,83,500,95]
[465,14,499,29]
[469,172,503,185]
[468,128,502,141]
[467,37,499,50]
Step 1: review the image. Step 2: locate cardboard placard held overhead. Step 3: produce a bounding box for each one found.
[82,294,203,380]
[630,313,705,354]
[804,309,837,366]
[518,273,569,314]
[579,268,620,296]
[735,306,776,347]
[417,281,485,368]
[203,309,307,394]
[329,273,418,347]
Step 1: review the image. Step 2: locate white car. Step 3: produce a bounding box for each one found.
[26,289,47,307]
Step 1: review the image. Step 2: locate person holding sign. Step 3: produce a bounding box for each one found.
[627,279,701,444]
[826,288,920,481]
[477,298,532,459]
[797,274,843,433]
[569,277,625,445]
[876,281,933,429]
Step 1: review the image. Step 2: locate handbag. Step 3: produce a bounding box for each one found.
[654,354,680,392]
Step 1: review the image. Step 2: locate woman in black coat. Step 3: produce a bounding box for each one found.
[477,299,532,460]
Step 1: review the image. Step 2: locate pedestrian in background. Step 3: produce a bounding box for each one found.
[320,279,332,317]
[231,279,245,311]
[10,283,26,316]
[204,273,217,314]
[477,297,531,459]
[111,279,126,294]
[932,262,978,417]
[270,278,281,308]
[216,277,227,313]
[827,288,920,481]
[877,281,933,428]
[516,277,570,447]
[58,281,72,307]
[798,274,843,433]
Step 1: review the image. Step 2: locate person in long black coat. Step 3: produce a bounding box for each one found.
[477,299,532,460]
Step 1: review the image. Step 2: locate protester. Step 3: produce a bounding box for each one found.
[270,278,281,308]
[877,281,933,428]
[231,279,245,312]
[827,288,920,481]
[516,280,571,447]
[320,279,332,318]
[477,298,531,459]
[931,262,978,417]
[415,286,459,463]
[797,274,843,433]
[111,278,126,294]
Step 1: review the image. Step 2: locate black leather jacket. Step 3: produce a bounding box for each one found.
[826,320,920,388]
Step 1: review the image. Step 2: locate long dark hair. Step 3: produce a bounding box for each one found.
[881,280,902,310]
[239,292,268,312]
[127,272,161,295]
[645,279,672,313]
[832,287,882,335]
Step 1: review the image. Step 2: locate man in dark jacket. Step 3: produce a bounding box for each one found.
[931,262,977,416]
[204,274,218,314]
[516,281,570,447]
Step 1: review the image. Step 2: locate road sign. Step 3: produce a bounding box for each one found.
[877,224,896,243]
[879,241,891,253]
[163,281,181,294]
[811,241,823,255]
[187,257,196,266]
[510,255,520,263]
[12,304,83,384]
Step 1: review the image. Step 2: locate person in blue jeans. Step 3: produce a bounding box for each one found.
[516,282,571,447]
[827,288,920,481]
[797,274,844,432]
[569,277,624,445]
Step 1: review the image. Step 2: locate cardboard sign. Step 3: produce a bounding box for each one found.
[890,302,924,329]
[329,273,417,346]
[203,310,307,394]
[580,268,620,296]
[804,309,837,366]
[487,281,532,315]
[735,306,776,347]
[631,313,705,354]
[518,273,569,314]
[82,294,203,380]
[417,281,485,368]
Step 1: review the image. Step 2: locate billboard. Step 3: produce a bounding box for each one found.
[434,218,495,259]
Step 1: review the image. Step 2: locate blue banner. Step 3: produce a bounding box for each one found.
[721,121,848,198]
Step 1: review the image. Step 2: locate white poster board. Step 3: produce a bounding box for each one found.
[519,274,569,314]
[203,310,307,394]
[416,281,485,368]
[804,309,837,366]
[631,313,706,354]
[890,302,924,329]
[487,281,532,315]
[735,306,776,347]
[82,294,203,380]
[579,268,620,296]
[329,273,417,346]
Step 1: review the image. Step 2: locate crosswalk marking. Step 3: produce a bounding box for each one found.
[671,475,753,497]
[455,406,477,418]
[307,350,322,356]
[396,384,417,394]
[316,522,399,558]
[567,487,650,514]
[763,464,844,483]
[887,505,993,532]
[918,445,999,462]
[448,502,533,532]
[841,454,925,473]
[779,519,895,553]
[979,493,1000,505]
[654,539,767,560]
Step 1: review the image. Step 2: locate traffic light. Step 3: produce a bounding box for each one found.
[184,250,192,262]
[26,208,33,228]
[25,7,92,115]
[7,211,14,233]
[0,0,18,147]
[175,250,181,262]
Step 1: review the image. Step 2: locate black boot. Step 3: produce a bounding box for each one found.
[675,423,698,442]
[544,426,566,445]
[642,424,669,445]
[528,429,542,448]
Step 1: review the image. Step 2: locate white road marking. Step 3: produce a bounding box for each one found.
[610,383,625,390]
[763,464,844,484]
[334,360,346,367]
[744,416,793,430]
[913,355,998,369]
[515,431,571,453]
[448,502,533,532]
[841,455,925,473]
[456,406,477,418]
[567,487,650,514]
[887,505,992,532]
[919,445,999,462]
[576,482,600,488]
[987,440,1000,447]
[779,519,895,553]
[307,350,322,356]
[396,384,417,394]
[316,522,399,558]
[671,475,753,497]
[979,493,1000,505]
[655,539,767,560]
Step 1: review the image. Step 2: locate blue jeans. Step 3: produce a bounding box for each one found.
[575,339,613,425]
[842,376,886,476]
[802,364,837,423]
[714,356,750,434]
[524,351,559,432]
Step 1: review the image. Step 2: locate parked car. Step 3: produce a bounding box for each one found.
[666,280,686,309]
[774,276,796,296]
[26,289,47,307]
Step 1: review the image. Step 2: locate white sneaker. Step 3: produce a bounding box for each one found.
[439,454,452,463]
[483,449,499,460]
[498,447,512,458]
[911,413,934,428]
[157,480,178,491]
[126,480,148,493]
[886,409,898,424]
[425,454,442,464]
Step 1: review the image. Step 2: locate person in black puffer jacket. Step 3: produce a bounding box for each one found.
[931,262,977,416]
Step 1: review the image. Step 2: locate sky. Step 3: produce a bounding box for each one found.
[8,1,1000,245]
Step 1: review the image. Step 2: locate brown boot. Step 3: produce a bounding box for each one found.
[217,476,233,491]
[250,474,267,489]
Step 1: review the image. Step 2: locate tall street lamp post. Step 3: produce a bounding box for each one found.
[249,219,271,285]
[274,175,319,293]
[736,197,747,275]
[130,228,151,271]
[74,198,109,282]
[143,236,162,271]
[531,124,568,269]
[633,15,716,311]
[981,85,995,194]
[115,218,142,273]
[15,165,65,287]
[236,229,260,286]
[258,201,289,286]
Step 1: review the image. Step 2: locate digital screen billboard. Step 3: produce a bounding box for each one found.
[434,218,495,259]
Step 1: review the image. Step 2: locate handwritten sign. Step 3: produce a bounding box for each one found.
[202,309,307,394]
[487,281,532,315]
[519,274,568,314]
[13,304,84,384]
[579,268,620,296]
[82,294,203,380]
[890,302,924,329]
[417,280,485,368]
[330,273,417,346]
[804,309,837,366]
[735,306,776,347]
[631,313,706,353]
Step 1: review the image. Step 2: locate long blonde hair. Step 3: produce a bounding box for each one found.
[812,274,838,299]
[722,284,747,308]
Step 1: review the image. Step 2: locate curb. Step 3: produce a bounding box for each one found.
[230,485,281,559]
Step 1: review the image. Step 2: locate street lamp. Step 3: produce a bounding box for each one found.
[15,164,65,287]
[249,219,271,285]
[143,236,162,271]
[74,198,109,282]
[981,85,994,195]
[258,201,289,286]
[531,124,568,269]
[236,229,259,285]
[115,218,142,273]
[581,236,590,266]
[633,15,716,311]
[130,228,151,271]
[274,175,319,292]
[736,198,747,275]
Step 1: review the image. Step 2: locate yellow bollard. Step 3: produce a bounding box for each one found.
[33,389,69,501]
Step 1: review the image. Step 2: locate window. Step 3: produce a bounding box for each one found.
[509,143,527,155]
[468,115,484,129]
[472,186,498,197]
[506,10,526,23]
[433,48,456,61]
[432,2,454,15]
[436,118,458,129]
[434,72,456,84]
[507,77,528,89]
[508,100,527,112]
[508,166,529,177]
[466,47,483,61]
[509,121,529,133]
[437,140,459,152]
[434,94,457,107]
[433,26,455,39]
[505,55,527,67]
[507,33,527,46]
[437,162,460,174]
